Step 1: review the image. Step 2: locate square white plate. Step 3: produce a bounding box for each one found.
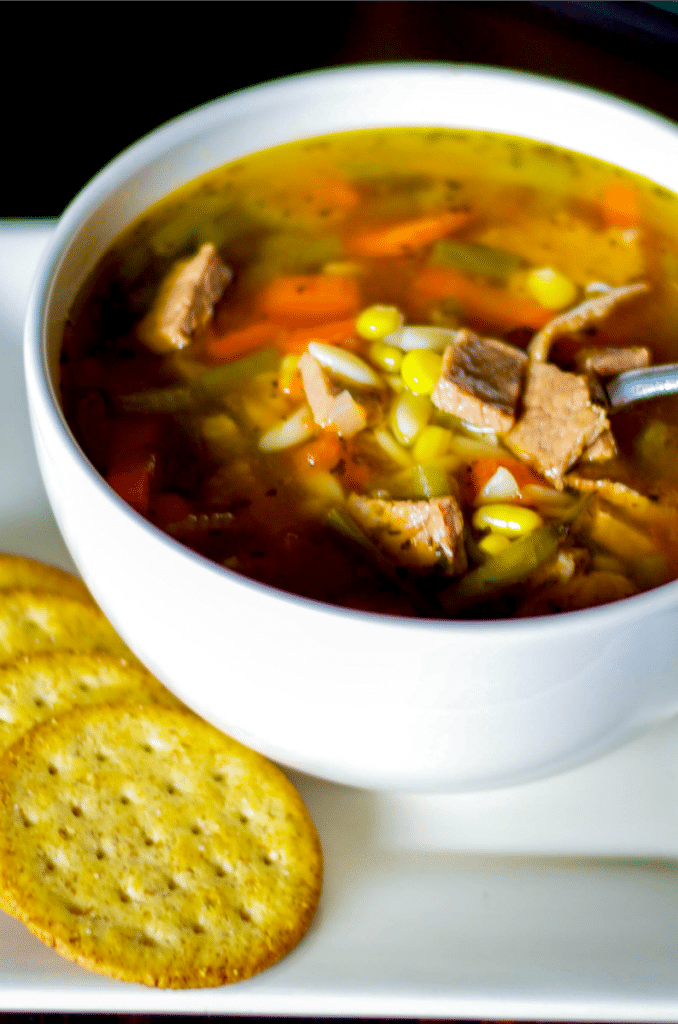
[3,222,678,1018]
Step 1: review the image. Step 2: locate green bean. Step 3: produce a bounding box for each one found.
[439,524,565,613]
[430,240,524,280]
[410,463,450,500]
[193,348,280,400]
[119,348,281,414]
[119,386,194,414]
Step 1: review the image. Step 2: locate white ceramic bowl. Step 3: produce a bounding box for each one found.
[24,64,678,792]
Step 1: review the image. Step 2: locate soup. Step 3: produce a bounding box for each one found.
[60,128,678,619]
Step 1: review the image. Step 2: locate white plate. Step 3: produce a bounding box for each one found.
[4,221,678,1017]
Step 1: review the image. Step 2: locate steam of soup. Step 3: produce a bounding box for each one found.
[60,128,678,618]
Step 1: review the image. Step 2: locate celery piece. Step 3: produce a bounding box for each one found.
[430,240,523,280]
[440,524,564,613]
[119,386,194,414]
[410,463,449,500]
[120,348,281,415]
[192,348,281,401]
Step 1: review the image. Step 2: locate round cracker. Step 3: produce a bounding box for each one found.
[0,654,185,924]
[0,652,185,756]
[0,554,93,604]
[0,704,322,988]
[0,590,133,662]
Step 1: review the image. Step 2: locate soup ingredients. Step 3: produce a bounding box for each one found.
[137,243,231,353]
[61,127,678,619]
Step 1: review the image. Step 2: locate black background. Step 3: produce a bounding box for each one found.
[3,1,678,218]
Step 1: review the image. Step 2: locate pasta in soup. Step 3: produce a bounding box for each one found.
[60,128,678,618]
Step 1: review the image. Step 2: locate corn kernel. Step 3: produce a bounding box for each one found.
[368,340,403,373]
[412,425,452,462]
[478,533,513,557]
[526,267,577,310]
[400,349,444,395]
[355,304,404,340]
[279,354,301,396]
[389,391,432,446]
[472,503,543,536]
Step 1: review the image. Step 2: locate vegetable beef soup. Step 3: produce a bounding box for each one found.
[60,128,678,618]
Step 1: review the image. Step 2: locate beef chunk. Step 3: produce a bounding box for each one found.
[578,429,617,463]
[431,329,527,432]
[347,494,467,575]
[505,362,609,488]
[137,243,232,353]
[574,345,651,377]
[528,281,649,362]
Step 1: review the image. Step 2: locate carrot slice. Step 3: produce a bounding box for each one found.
[602,181,639,228]
[347,209,471,258]
[412,264,553,332]
[153,492,192,529]
[466,457,545,502]
[202,320,283,362]
[259,275,361,327]
[278,317,360,355]
[288,433,343,475]
[107,455,156,516]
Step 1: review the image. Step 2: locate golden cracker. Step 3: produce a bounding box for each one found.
[0,704,322,988]
[0,590,133,662]
[0,554,93,604]
[0,652,185,756]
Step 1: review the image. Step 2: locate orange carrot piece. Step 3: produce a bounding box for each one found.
[412,264,553,332]
[317,174,360,212]
[278,316,360,355]
[107,454,156,516]
[288,433,343,475]
[346,209,472,258]
[108,417,162,463]
[202,320,283,362]
[602,181,639,228]
[259,275,361,327]
[339,455,371,492]
[468,457,545,499]
[153,492,192,529]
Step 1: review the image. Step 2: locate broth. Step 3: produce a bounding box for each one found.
[60,128,678,618]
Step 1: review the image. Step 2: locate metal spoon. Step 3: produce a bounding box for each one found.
[604,363,678,411]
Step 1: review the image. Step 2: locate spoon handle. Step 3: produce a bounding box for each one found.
[605,362,678,411]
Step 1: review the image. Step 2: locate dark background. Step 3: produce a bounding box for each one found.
[3,1,678,218]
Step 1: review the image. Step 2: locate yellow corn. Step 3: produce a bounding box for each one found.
[369,340,403,373]
[526,267,577,310]
[472,503,544,536]
[355,304,404,340]
[478,533,513,557]
[412,425,452,462]
[279,354,301,395]
[389,391,432,446]
[400,349,443,395]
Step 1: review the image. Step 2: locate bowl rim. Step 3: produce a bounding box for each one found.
[24,60,678,640]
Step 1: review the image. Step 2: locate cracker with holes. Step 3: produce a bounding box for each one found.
[0,704,322,987]
[0,654,186,921]
[0,590,134,662]
[0,652,185,757]
[0,554,93,604]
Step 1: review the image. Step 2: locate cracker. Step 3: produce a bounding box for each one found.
[0,704,322,987]
[0,654,186,920]
[0,554,93,604]
[0,652,184,757]
[0,590,133,662]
